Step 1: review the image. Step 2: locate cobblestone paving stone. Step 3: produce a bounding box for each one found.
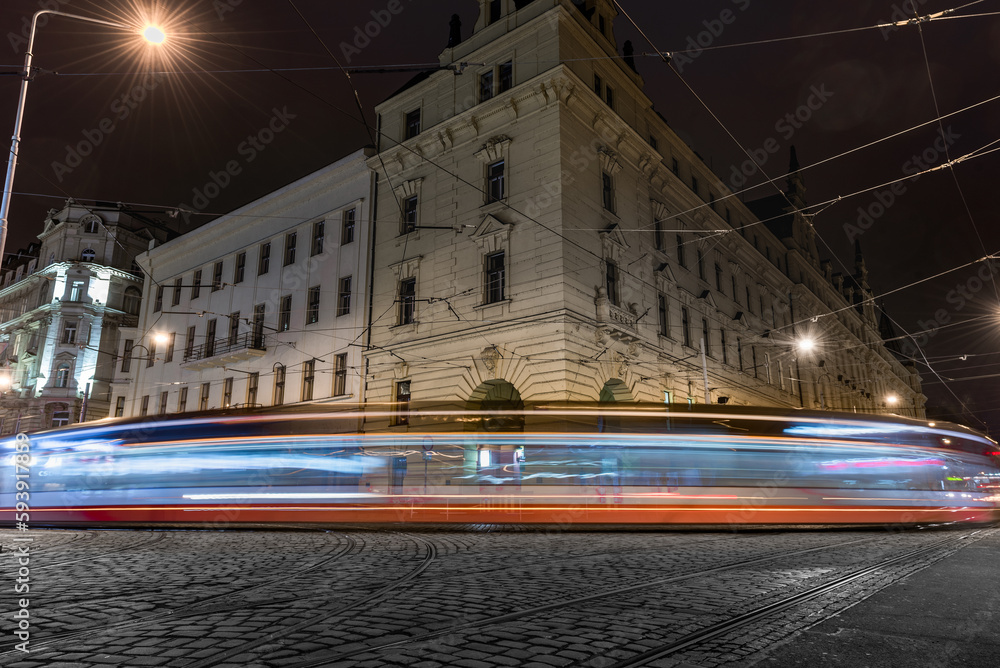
[0,526,989,667]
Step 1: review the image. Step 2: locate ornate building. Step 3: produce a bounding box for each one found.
[362,0,924,417]
[0,202,172,433]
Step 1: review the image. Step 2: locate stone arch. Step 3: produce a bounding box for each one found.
[466,379,524,432]
[599,378,633,403]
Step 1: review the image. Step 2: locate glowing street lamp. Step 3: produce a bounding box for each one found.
[0,10,165,266]
[797,337,816,353]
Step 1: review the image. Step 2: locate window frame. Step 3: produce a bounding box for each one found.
[283,232,297,266]
[307,286,321,324]
[337,277,352,316]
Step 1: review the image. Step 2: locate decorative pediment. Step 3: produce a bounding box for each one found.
[733,312,750,328]
[654,262,676,288]
[599,223,629,262]
[698,291,718,309]
[474,135,512,163]
[389,256,422,280]
[393,178,423,199]
[598,147,622,175]
[651,200,670,224]
[472,215,513,253]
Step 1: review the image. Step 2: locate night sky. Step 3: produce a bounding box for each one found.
[2,0,998,432]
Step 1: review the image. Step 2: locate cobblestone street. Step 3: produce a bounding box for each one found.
[1,525,997,667]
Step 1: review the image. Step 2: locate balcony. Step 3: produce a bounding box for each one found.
[595,291,640,343]
[181,332,267,371]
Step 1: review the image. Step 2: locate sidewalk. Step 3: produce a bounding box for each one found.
[752,528,1000,667]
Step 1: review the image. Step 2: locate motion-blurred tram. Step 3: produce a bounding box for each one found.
[2,404,999,526]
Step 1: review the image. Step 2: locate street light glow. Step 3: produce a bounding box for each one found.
[797,337,816,352]
[142,25,166,44]
[887,395,899,405]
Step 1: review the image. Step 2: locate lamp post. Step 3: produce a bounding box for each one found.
[0,10,166,264]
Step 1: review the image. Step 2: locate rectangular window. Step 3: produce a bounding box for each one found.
[487,160,505,202]
[681,307,691,347]
[311,221,325,256]
[715,263,723,292]
[302,359,315,401]
[258,242,271,275]
[172,278,182,306]
[334,353,348,396]
[658,294,669,336]
[147,340,156,368]
[488,0,501,23]
[210,261,223,292]
[709,192,716,211]
[602,172,614,212]
[778,359,785,390]
[121,339,133,373]
[654,219,664,251]
[178,386,188,413]
[399,278,416,325]
[737,337,744,371]
[192,270,202,299]
[140,395,149,416]
[153,286,163,312]
[605,260,619,306]
[234,252,246,283]
[732,276,739,304]
[205,319,217,358]
[702,319,711,357]
[402,196,418,234]
[342,208,356,244]
[649,135,658,151]
[284,232,297,266]
[228,312,240,346]
[62,321,77,344]
[480,70,495,102]
[765,353,772,384]
[672,158,680,175]
[752,346,759,379]
[273,365,286,406]
[594,73,602,97]
[498,60,513,92]
[199,383,210,411]
[337,277,352,316]
[405,108,421,139]
[164,332,176,363]
[306,286,321,324]
[222,377,233,408]
[747,286,753,313]
[605,85,615,109]
[484,251,505,304]
[676,235,686,267]
[185,326,196,361]
[278,295,292,332]
[697,250,705,280]
[158,391,168,416]
[69,279,84,301]
[721,329,728,365]
[114,396,125,417]
[247,372,259,406]
[691,175,699,195]
[252,304,265,348]
[394,380,411,426]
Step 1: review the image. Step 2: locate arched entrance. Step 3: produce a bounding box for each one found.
[599,378,633,403]
[465,380,525,481]
[466,379,524,432]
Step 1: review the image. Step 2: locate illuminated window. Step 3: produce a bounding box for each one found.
[302,359,315,401]
[337,277,351,316]
[55,363,71,388]
[334,353,348,396]
[311,221,325,256]
[394,380,411,425]
[273,364,286,406]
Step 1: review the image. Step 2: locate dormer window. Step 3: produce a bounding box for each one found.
[405,109,421,139]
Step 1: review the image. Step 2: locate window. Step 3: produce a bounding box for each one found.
[732,276,739,304]
[681,307,691,347]
[498,60,513,93]
[487,160,505,203]
[765,353,772,384]
[62,321,77,345]
[605,260,619,306]
[709,192,716,211]
[83,217,99,233]
[337,277,352,316]
[211,262,223,291]
[334,353,348,396]
[480,70,495,102]
[737,337,744,371]
[746,286,753,313]
[121,339,133,372]
[778,360,784,390]
[649,135,658,151]
[598,14,606,35]
[721,329,728,365]
[185,327,196,361]
[658,294,669,337]
[278,295,292,332]
[676,235,686,267]
[284,232,297,266]
[147,340,156,368]
[702,319,711,357]
[602,172,614,212]
[484,252,505,304]
[115,396,125,417]
[605,85,615,109]
[247,373,259,406]
[178,387,188,413]
[153,286,163,312]
[488,0,501,24]
[234,252,246,283]
[222,378,233,408]
[205,319,217,358]
[69,280,86,302]
[654,218,664,251]
[691,175,699,195]
[696,250,705,281]
[123,287,141,315]
[302,359,315,401]
[158,392,168,416]
[402,196,418,234]
[164,332,175,363]
[405,108,421,139]
[307,286,321,324]
[55,363,71,388]
[715,263,723,292]
[191,270,202,299]
[228,312,240,346]
[140,395,149,416]
[199,383,210,411]
[172,278,182,306]
[273,364,286,406]
[311,221,324,256]
[752,346,759,379]
[81,248,96,262]
[594,73,602,97]
[342,208,356,244]
[252,304,266,348]
[399,278,416,325]
[258,242,271,275]
[394,380,411,425]
[672,158,680,176]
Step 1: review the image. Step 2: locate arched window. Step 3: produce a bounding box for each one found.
[55,363,71,388]
[82,215,101,234]
[122,286,141,315]
[81,249,96,262]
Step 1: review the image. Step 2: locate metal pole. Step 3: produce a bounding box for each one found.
[699,337,710,404]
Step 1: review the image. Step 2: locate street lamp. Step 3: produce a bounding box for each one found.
[0,10,166,265]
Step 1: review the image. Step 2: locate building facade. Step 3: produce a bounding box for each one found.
[363,0,924,417]
[117,148,375,417]
[0,202,172,433]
